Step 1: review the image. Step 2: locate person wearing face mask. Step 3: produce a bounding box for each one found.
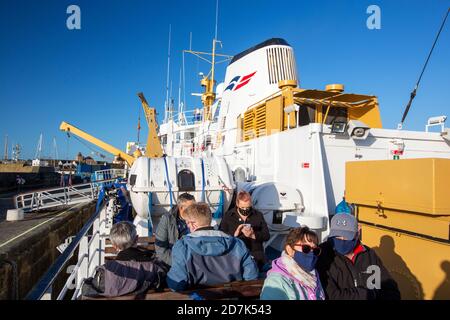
[219,190,270,270]
[260,227,325,300]
[316,214,401,300]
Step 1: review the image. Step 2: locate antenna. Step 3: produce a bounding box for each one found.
[3,134,8,160]
[214,0,219,40]
[398,8,449,129]
[182,50,187,117]
[164,24,172,123]
[170,80,173,120]
[178,67,182,123]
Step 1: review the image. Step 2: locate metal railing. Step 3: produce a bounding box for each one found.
[24,188,226,300]
[15,169,127,212]
[91,168,127,184]
[25,199,111,300]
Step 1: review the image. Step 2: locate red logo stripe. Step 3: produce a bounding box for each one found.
[234,79,251,91]
[240,71,257,82]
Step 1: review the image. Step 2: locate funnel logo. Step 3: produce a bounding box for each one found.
[225,71,257,92]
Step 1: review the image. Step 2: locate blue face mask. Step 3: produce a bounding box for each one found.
[293,250,318,272]
[330,237,358,255]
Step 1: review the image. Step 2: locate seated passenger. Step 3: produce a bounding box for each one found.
[219,191,270,269]
[155,193,196,266]
[167,202,259,291]
[81,221,169,297]
[260,227,325,300]
[316,214,401,300]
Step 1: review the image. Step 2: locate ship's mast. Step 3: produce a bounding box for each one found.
[177,68,183,123]
[53,137,59,160]
[164,24,172,123]
[183,0,232,122]
[35,133,43,160]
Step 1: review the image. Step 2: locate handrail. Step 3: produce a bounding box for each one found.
[15,168,125,212]
[25,201,105,300]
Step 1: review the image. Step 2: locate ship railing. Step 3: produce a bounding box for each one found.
[91,168,127,187]
[15,169,126,212]
[25,200,110,300]
[166,109,203,125]
[148,189,227,222]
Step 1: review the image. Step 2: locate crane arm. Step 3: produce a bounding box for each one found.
[59,121,136,166]
[137,92,164,158]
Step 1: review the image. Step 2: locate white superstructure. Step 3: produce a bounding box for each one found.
[131,38,450,249]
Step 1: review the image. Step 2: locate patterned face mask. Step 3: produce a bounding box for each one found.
[238,207,252,216]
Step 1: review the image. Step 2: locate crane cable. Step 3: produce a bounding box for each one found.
[399,8,449,129]
[67,133,111,161]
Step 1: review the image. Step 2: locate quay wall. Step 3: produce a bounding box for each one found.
[0,201,96,299]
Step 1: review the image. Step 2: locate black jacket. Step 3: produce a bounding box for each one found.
[316,241,401,300]
[219,207,270,268]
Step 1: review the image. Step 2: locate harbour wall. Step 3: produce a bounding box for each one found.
[0,201,96,299]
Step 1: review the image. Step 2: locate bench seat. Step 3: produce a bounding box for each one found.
[81,279,264,300]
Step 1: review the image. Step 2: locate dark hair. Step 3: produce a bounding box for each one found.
[178,192,196,203]
[285,227,319,249]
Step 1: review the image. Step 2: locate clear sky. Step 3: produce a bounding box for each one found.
[0,0,449,160]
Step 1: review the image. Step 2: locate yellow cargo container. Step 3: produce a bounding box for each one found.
[346,158,450,300]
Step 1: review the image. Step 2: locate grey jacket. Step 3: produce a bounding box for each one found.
[154,206,180,266]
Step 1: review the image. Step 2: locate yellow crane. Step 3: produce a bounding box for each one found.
[59,121,141,167]
[137,92,164,158]
[59,93,163,166]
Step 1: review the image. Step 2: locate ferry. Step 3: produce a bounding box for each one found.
[15,7,450,301]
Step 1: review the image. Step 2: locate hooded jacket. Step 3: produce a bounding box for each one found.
[166,227,259,291]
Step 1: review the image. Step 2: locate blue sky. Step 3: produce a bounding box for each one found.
[0,0,449,160]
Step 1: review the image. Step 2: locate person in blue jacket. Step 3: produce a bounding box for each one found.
[166,202,259,291]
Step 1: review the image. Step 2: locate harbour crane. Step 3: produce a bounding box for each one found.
[137,92,164,158]
[59,121,140,167]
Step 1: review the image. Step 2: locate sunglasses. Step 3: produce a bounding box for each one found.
[293,244,321,256]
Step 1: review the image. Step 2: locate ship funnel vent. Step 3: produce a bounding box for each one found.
[266,47,297,85]
[325,84,344,93]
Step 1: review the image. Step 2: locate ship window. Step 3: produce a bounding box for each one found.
[298,105,316,126]
[161,135,167,145]
[324,107,348,125]
[177,169,195,191]
[129,174,137,186]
